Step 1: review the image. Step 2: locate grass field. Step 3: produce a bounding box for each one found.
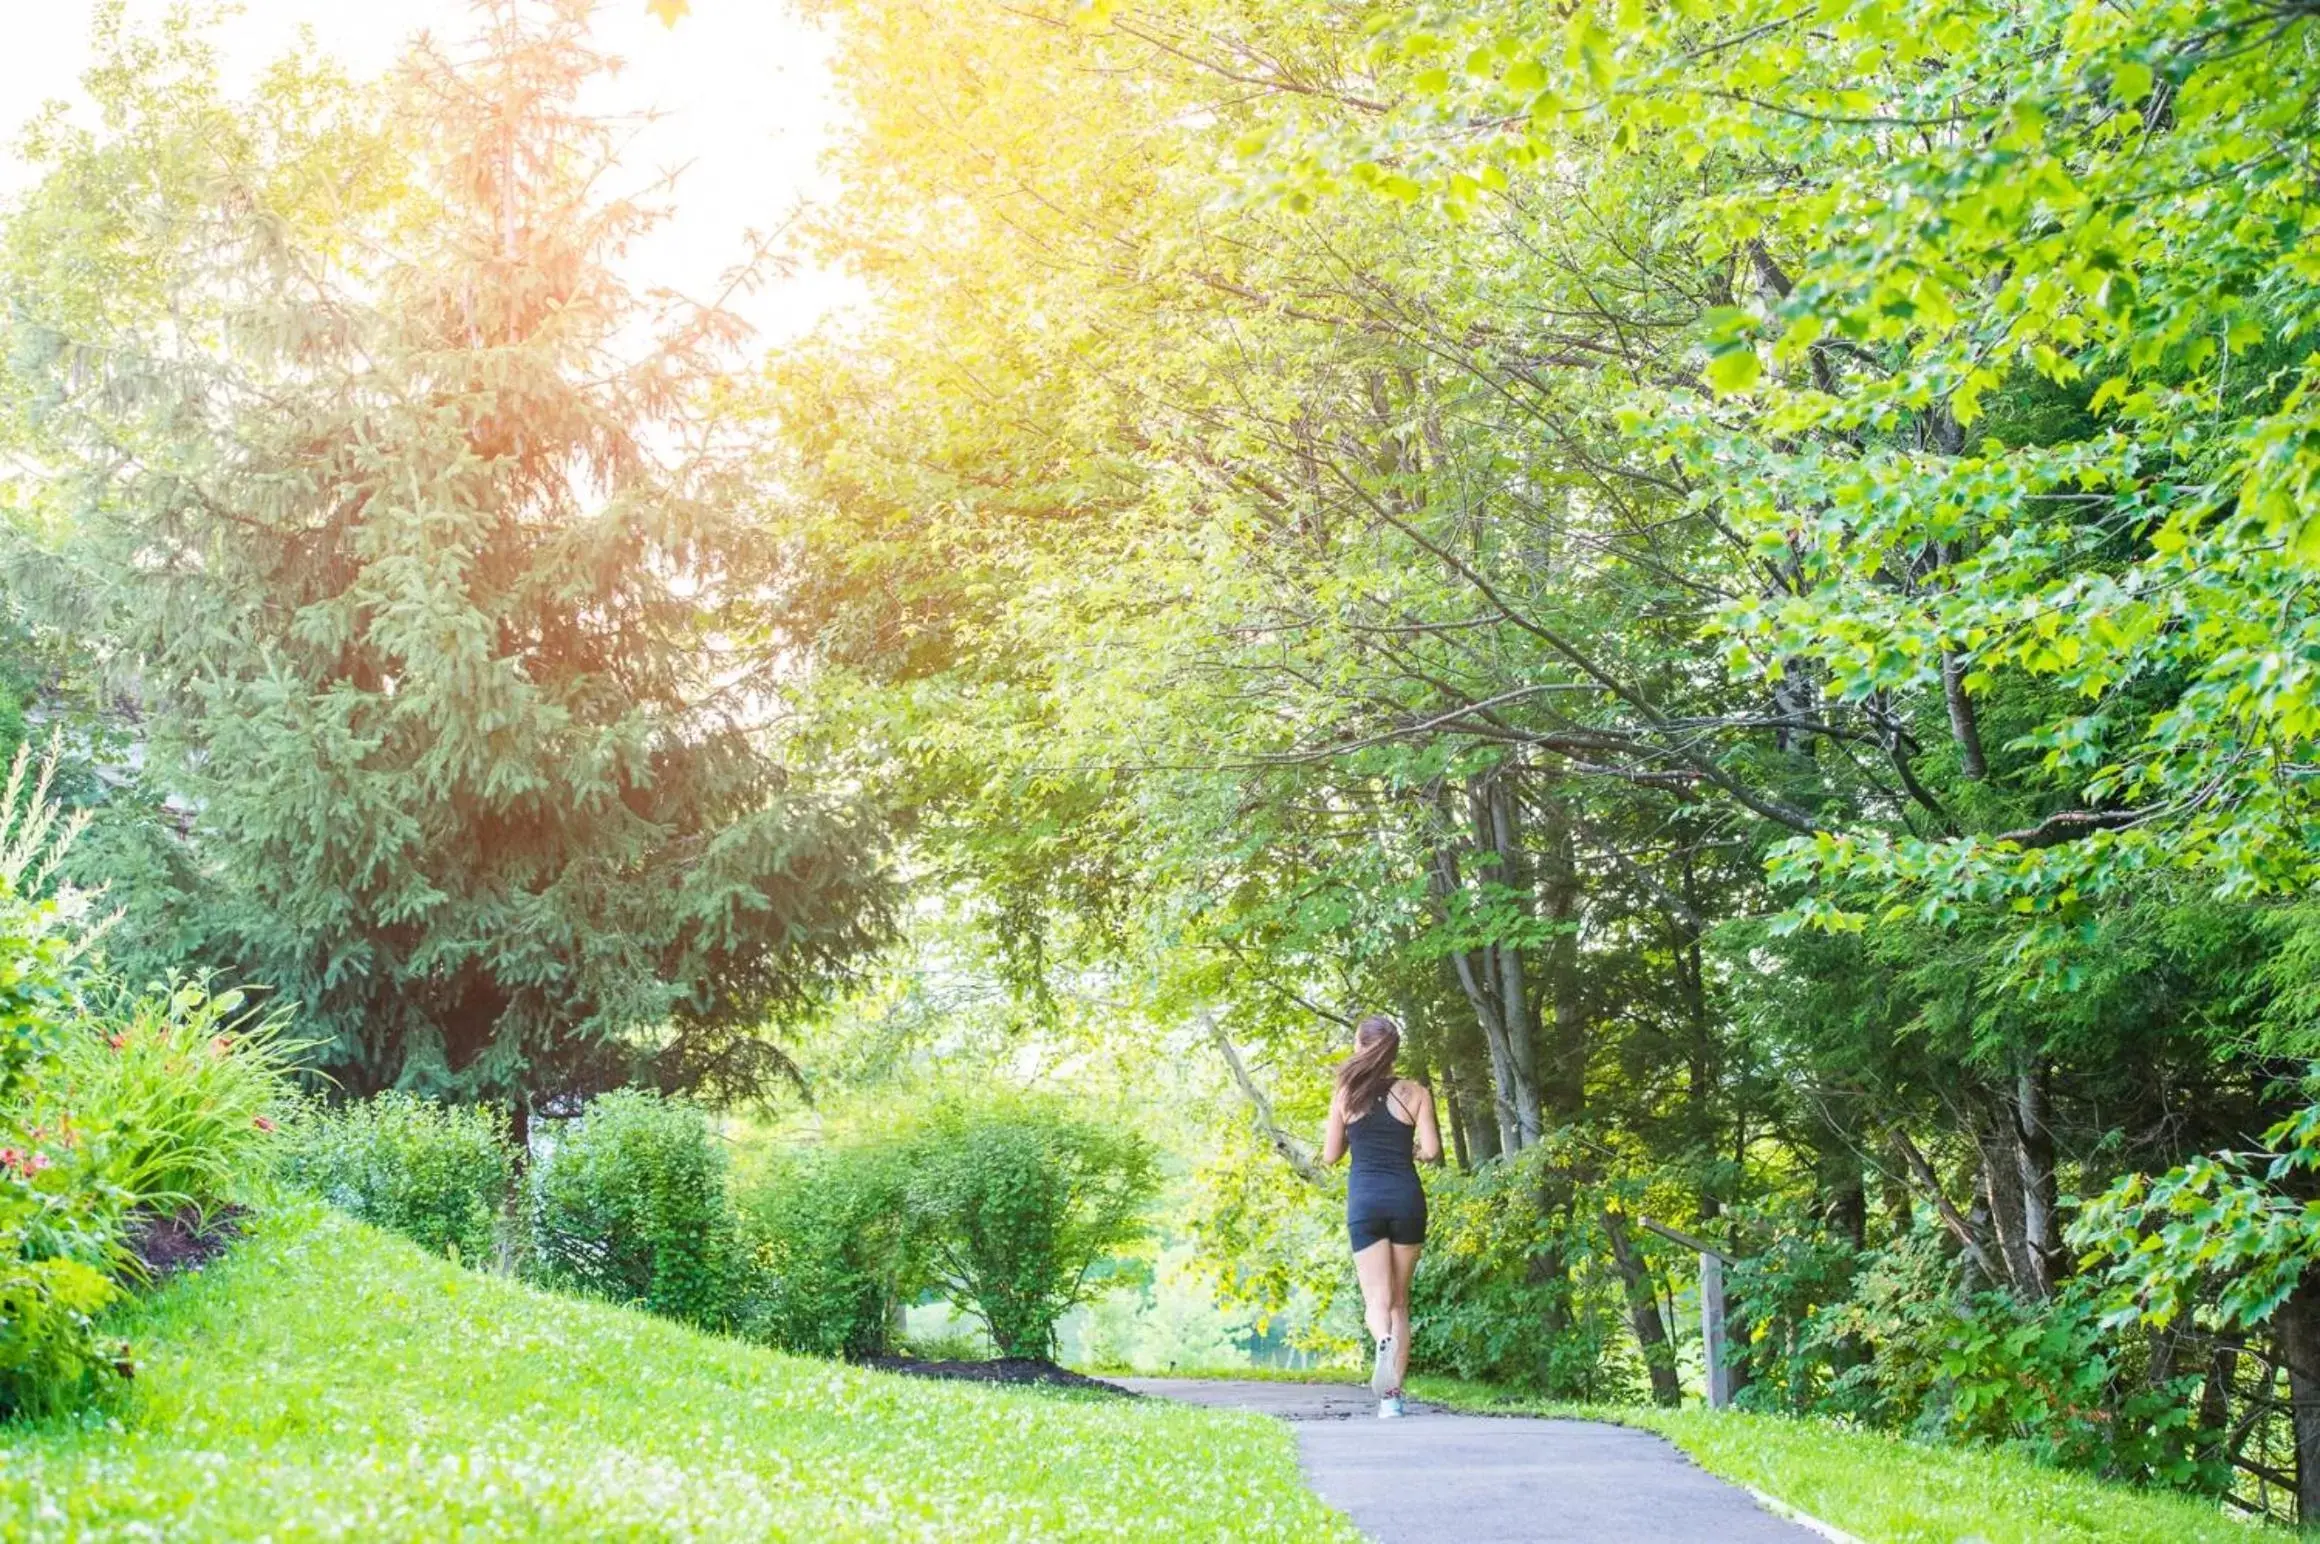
[0,1208,1356,1541]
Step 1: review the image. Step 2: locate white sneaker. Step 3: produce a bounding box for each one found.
[1370,1334,1397,1395]
[1378,1396,1405,1419]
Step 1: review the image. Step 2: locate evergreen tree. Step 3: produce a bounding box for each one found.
[3,0,891,1116]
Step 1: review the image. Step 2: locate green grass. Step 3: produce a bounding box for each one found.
[0,1208,1357,1541]
[1399,1376,2280,1544]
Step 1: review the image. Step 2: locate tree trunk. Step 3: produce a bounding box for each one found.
[1430,773,1545,1153]
[1975,1108,2037,1296]
[507,1098,532,1173]
[2199,1337,2239,1459]
[2013,1054,2060,1297]
[1528,784,1586,1124]
[1941,649,1988,780]
[1434,841,1525,1156]
[1438,965,1502,1166]
[1822,1142,1868,1253]
[2270,1269,2320,1526]
[1478,774,1547,1141]
[1602,1210,1681,1406]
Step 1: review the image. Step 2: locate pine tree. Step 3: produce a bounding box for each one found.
[4,0,891,1117]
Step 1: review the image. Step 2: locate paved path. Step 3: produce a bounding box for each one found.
[1122,1379,1824,1543]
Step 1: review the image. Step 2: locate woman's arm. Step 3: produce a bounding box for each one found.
[1412,1083,1445,1164]
[1321,1086,1349,1166]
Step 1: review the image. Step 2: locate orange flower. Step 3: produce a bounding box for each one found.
[252,1115,277,1134]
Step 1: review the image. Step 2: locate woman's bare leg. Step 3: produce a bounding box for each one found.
[1386,1242,1422,1391]
[1352,1239,1395,1346]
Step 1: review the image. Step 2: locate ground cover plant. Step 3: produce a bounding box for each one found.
[0,1206,1356,1542]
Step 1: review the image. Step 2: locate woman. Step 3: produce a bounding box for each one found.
[1321,1013,1442,1418]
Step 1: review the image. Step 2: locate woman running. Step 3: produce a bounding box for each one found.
[1321,1013,1443,1418]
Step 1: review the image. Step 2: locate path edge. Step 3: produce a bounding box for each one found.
[1743,1484,1866,1544]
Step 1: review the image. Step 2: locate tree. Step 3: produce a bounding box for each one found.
[778,0,2320,1505]
[1,1,892,1119]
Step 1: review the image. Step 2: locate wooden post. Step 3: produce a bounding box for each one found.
[1639,1217,1734,1410]
[1701,1251,1731,1410]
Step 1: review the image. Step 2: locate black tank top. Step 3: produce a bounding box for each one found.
[1346,1090,1418,1178]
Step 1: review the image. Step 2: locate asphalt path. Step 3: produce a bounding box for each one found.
[1121,1379,1829,1543]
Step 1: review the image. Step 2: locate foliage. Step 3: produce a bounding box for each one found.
[0,0,893,1116]
[1722,1221,2217,1489]
[0,742,127,1420]
[0,970,299,1422]
[13,0,2320,1516]
[0,1206,1358,1541]
[898,1094,1159,1359]
[49,979,296,1222]
[0,745,90,1104]
[1409,1146,1628,1397]
[2074,1101,2320,1338]
[733,1139,918,1360]
[525,1089,742,1329]
[0,1252,121,1423]
[281,1093,514,1264]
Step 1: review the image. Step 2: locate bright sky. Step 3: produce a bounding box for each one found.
[0,0,854,343]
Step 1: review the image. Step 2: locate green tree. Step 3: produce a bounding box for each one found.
[2,2,893,1119]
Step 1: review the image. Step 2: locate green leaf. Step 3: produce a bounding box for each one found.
[1706,347,1761,394]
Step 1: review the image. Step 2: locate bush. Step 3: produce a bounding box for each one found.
[0,746,129,1417]
[283,1094,514,1263]
[56,979,297,1221]
[0,742,87,1105]
[527,1089,741,1327]
[900,1094,1158,1360]
[735,1142,917,1359]
[0,747,307,1417]
[1406,1146,1630,1398]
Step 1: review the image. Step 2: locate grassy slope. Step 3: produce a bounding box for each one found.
[1401,1376,2279,1544]
[0,1209,1356,1542]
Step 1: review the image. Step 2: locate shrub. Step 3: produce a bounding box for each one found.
[1406,1146,1629,1398]
[0,744,126,1418]
[734,1141,919,1359]
[282,1094,514,1263]
[56,979,298,1221]
[900,1094,1158,1360]
[527,1089,741,1327]
[0,1251,123,1419]
[0,742,89,1105]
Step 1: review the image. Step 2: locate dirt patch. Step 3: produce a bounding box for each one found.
[125,1204,247,1281]
[862,1356,1136,1396]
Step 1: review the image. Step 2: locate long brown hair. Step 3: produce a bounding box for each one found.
[1335,1013,1402,1117]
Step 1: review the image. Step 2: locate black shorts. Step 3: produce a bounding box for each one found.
[1348,1193,1427,1251]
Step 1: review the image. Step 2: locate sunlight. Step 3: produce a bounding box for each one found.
[0,0,855,342]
